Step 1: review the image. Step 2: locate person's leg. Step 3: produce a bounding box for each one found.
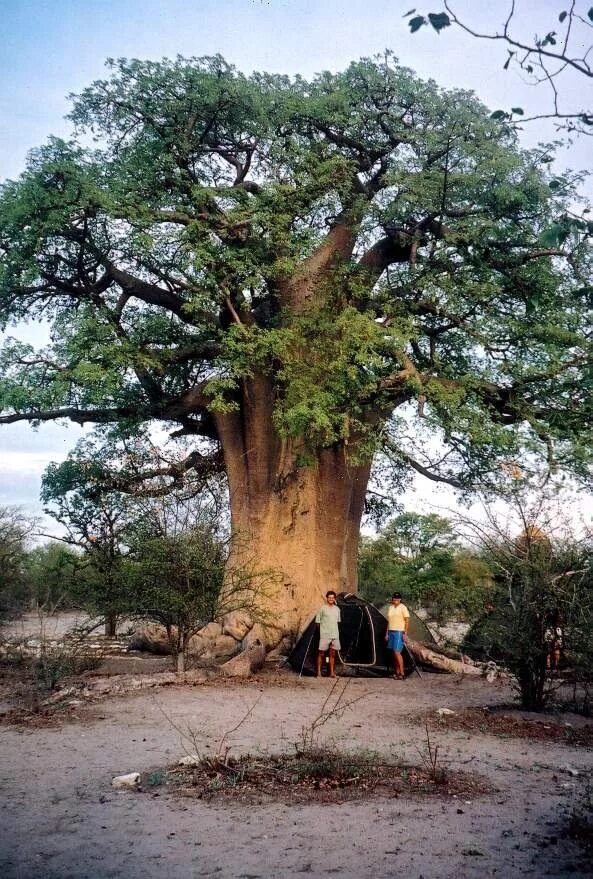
[316,651,324,677]
[328,647,336,678]
[394,649,404,679]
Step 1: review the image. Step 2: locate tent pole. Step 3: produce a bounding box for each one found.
[404,642,424,680]
[299,628,317,678]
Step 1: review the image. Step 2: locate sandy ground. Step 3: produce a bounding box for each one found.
[1,668,591,879]
[0,611,134,640]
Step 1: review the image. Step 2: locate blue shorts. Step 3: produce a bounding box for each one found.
[387,631,404,652]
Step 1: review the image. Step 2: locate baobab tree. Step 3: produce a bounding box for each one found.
[0,55,591,641]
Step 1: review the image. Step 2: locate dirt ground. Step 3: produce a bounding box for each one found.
[1,662,592,879]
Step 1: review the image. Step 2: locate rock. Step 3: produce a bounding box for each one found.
[222,611,253,641]
[242,623,282,651]
[187,634,237,658]
[437,708,456,717]
[266,636,294,660]
[128,624,172,655]
[111,772,141,789]
[221,642,266,677]
[177,754,202,767]
[560,765,579,777]
[197,621,223,641]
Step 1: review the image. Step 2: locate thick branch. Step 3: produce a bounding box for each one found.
[102,448,225,497]
[105,264,189,319]
[356,235,413,286]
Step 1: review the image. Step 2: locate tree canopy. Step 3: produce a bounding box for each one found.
[1,54,590,489]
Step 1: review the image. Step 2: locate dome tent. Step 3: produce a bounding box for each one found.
[288,593,437,677]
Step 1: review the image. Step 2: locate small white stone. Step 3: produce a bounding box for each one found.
[178,754,202,767]
[437,708,455,717]
[111,772,141,789]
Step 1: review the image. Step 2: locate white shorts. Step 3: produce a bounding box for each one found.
[318,637,341,652]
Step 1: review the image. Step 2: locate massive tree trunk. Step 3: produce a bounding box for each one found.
[214,376,372,641]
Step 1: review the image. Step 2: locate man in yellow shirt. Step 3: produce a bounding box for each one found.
[385,592,410,680]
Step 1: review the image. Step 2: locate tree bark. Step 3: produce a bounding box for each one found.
[213,377,372,641]
[104,613,117,638]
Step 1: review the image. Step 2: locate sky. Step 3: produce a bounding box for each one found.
[0,0,591,531]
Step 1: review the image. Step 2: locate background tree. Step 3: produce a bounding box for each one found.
[0,506,35,619]
[1,55,591,639]
[41,444,134,636]
[405,2,593,134]
[358,511,492,618]
[25,542,81,612]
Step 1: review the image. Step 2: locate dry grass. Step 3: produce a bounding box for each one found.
[142,747,491,805]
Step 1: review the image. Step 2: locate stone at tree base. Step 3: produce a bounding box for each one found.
[197,621,223,641]
[221,642,266,677]
[128,623,171,654]
[266,636,293,660]
[188,634,238,659]
[111,772,141,789]
[242,623,282,652]
[222,611,253,641]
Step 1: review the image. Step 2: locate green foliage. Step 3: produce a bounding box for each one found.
[127,524,224,637]
[31,640,103,692]
[24,542,81,611]
[462,505,593,711]
[358,512,493,619]
[0,53,590,507]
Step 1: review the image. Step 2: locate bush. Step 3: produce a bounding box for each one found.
[31,643,103,692]
[460,499,593,711]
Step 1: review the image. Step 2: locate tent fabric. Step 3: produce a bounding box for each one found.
[288,593,437,677]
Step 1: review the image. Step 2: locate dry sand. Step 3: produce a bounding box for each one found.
[0,669,591,879]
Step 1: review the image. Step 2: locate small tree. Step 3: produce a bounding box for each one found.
[460,493,593,710]
[125,494,230,672]
[128,526,225,673]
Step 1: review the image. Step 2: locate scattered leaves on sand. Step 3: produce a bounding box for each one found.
[422,707,593,747]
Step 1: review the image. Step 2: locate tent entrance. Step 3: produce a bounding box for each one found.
[337,603,377,667]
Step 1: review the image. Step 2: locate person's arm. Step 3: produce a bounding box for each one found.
[403,607,410,639]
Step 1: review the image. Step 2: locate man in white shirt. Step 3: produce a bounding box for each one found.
[315,590,341,678]
[385,592,410,680]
